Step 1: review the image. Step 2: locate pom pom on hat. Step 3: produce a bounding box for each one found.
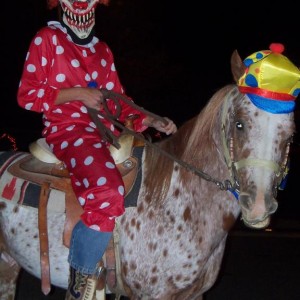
[238,43,300,113]
[269,43,284,54]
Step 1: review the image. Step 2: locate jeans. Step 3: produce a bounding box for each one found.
[68,220,112,274]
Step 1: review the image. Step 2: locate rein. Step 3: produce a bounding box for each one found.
[87,89,169,149]
[89,88,290,196]
[88,89,236,192]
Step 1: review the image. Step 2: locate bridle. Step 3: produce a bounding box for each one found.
[220,87,292,199]
[88,87,291,198]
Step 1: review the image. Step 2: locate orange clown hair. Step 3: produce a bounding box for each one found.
[47,0,110,10]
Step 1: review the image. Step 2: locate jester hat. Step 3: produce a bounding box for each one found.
[238,43,300,113]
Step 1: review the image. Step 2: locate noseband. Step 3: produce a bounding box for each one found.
[221,87,291,199]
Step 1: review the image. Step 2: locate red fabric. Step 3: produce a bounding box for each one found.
[17,22,147,231]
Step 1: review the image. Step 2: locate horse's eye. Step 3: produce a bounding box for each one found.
[235,121,243,130]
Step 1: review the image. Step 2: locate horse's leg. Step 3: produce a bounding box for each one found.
[0,249,21,300]
[0,227,20,300]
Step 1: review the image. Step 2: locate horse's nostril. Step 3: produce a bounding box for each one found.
[239,194,251,210]
[269,200,278,214]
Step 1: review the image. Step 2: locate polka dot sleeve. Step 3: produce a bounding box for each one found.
[17,27,59,113]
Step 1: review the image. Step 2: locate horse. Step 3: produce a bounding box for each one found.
[0,49,297,300]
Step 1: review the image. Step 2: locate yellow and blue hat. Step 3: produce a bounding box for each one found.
[238,43,300,113]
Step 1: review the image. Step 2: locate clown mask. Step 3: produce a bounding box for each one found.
[58,0,108,40]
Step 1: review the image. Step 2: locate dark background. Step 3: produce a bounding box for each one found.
[1,0,300,223]
[3,0,300,223]
[1,1,300,299]
[2,0,300,138]
[0,3,299,222]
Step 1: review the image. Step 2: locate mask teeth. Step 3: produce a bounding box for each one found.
[63,4,95,27]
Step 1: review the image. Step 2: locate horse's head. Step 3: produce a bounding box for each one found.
[226,43,300,229]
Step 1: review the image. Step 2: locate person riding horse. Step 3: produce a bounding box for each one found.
[2,42,299,300]
[17,1,177,299]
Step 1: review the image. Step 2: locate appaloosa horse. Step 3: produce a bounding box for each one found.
[0,48,298,300]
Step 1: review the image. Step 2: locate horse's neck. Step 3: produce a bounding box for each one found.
[192,117,229,179]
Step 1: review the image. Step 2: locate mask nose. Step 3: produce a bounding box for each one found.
[73,1,88,10]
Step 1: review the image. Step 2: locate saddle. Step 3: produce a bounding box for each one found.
[8,133,144,297]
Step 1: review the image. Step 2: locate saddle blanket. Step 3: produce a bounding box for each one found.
[0,151,66,213]
[0,149,144,212]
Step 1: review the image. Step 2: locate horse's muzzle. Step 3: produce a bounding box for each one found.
[239,193,278,229]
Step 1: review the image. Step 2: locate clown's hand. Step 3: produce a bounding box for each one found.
[143,116,177,135]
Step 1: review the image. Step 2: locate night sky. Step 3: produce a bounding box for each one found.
[2,1,300,134]
[1,1,299,223]
[1,2,300,170]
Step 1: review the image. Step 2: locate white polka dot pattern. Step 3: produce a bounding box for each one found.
[17,21,146,232]
[97,177,107,186]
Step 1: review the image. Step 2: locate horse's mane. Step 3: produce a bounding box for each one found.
[184,85,236,160]
[143,84,236,204]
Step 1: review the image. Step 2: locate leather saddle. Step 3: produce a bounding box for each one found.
[9,133,144,296]
[22,133,142,244]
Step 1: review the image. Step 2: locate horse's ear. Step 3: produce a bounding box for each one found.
[231,50,246,83]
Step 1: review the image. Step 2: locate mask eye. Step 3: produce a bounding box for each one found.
[236,121,243,130]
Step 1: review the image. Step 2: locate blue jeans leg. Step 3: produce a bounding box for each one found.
[68,220,113,275]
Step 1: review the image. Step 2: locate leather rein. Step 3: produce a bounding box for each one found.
[89,88,290,197]
[89,89,237,193]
